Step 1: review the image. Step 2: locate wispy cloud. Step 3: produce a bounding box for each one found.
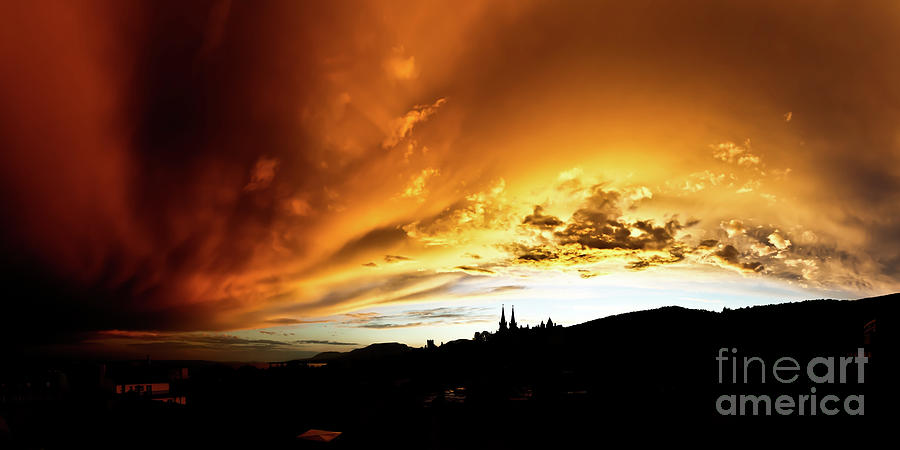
[342,306,494,329]
[382,98,447,148]
[294,339,357,346]
[84,330,359,358]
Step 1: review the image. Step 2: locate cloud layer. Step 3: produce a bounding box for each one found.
[0,1,898,354]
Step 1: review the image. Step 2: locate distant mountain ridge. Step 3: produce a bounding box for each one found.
[295,293,898,364]
[307,342,411,362]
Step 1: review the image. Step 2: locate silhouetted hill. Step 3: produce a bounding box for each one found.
[308,351,343,361]
[345,342,410,359]
[567,293,898,352]
[299,342,411,364]
[4,294,896,448]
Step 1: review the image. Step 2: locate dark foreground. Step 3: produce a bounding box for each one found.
[2,294,898,448]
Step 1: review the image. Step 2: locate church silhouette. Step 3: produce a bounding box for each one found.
[497,304,557,333]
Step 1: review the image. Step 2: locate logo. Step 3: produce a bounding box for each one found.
[715,347,867,416]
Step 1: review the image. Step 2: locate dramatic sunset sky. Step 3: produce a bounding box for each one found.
[1,1,898,360]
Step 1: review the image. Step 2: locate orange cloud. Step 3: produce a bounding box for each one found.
[1,1,898,357]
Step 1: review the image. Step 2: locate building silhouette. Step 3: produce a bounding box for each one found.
[492,305,558,336]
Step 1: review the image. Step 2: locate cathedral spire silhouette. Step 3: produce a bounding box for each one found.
[510,305,517,330]
[499,304,508,332]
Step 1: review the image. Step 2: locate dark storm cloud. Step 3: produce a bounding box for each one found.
[0,1,399,340]
[508,183,791,274]
[454,265,496,275]
[522,206,564,229]
[505,243,559,262]
[2,0,899,354]
[698,240,719,248]
[712,245,764,273]
[742,261,765,272]
[449,0,900,288]
[714,245,741,265]
[554,215,680,252]
[549,186,684,252]
[507,185,693,270]
[329,226,410,265]
[625,252,687,271]
[269,271,475,318]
